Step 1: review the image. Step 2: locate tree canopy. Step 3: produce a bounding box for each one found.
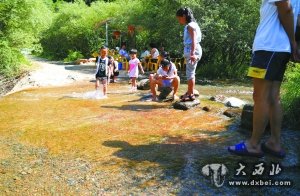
[1,0,260,78]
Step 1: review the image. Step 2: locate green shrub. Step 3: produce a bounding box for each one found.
[0,0,53,77]
[40,0,137,60]
[194,0,260,79]
[40,0,260,80]
[64,50,84,62]
[0,41,20,77]
[282,63,300,130]
[131,0,260,79]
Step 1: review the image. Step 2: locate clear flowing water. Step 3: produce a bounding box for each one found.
[70,90,107,100]
[0,80,299,195]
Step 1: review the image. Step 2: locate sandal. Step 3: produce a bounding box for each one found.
[180,94,196,102]
[228,142,264,158]
[180,92,188,99]
[261,142,286,159]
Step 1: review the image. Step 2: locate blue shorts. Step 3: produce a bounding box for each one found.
[248,50,290,81]
[162,79,172,87]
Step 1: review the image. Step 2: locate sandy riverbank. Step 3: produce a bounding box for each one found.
[5,56,94,96]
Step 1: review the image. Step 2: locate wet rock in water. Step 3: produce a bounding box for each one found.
[224,97,246,108]
[209,96,216,101]
[241,104,253,129]
[158,87,173,100]
[173,99,200,110]
[67,75,76,81]
[137,79,150,90]
[202,106,211,112]
[223,108,241,118]
[194,89,200,97]
[209,95,227,102]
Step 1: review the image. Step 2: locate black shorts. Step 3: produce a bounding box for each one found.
[95,75,108,82]
[247,50,290,81]
[114,70,119,76]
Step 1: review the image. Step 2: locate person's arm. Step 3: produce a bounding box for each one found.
[155,69,163,80]
[174,68,178,77]
[188,25,197,63]
[276,0,300,61]
[114,61,118,71]
[150,48,156,58]
[138,62,144,74]
[95,57,98,74]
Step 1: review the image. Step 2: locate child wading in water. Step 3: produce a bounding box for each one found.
[176,7,202,102]
[128,49,144,91]
[95,46,111,96]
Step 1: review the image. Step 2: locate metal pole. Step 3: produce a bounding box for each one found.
[106,22,108,47]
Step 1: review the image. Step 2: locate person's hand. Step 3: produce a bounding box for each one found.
[190,54,196,64]
[141,70,145,75]
[291,41,300,63]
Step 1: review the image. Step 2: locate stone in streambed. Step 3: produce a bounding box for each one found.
[223,108,241,118]
[158,87,173,100]
[194,89,200,97]
[241,104,253,129]
[137,79,150,90]
[173,99,200,110]
[224,97,246,108]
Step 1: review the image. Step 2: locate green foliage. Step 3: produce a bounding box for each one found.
[123,0,260,79]
[64,50,84,62]
[41,0,139,59]
[0,0,53,77]
[187,0,260,79]
[0,40,19,76]
[40,0,260,80]
[282,63,300,130]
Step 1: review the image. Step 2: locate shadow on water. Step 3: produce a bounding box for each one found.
[101,104,169,112]
[102,123,300,195]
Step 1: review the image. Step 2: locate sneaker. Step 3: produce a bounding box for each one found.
[152,97,158,102]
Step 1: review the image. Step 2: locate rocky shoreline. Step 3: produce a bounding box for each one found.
[0,74,26,97]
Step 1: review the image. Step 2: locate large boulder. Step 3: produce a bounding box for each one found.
[241,104,253,129]
[241,104,271,131]
[137,79,150,90]
[173,99,200,110]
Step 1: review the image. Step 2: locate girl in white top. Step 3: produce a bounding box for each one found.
[128,49,144,91]
[176,7,202,102]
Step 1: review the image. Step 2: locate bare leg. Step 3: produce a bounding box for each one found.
[149,74,157,99]
[103,79,107,95]
[95,79,100,90]
[229,78,272,153]
[266,81,283,152]
[247,78,273,151]
[172,76,180,97]
[132,77,136,88]
[187,78,195,95]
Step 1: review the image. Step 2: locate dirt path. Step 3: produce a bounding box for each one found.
[6,56,94,96]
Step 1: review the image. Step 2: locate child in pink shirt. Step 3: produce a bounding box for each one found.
[128,49,144,91]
